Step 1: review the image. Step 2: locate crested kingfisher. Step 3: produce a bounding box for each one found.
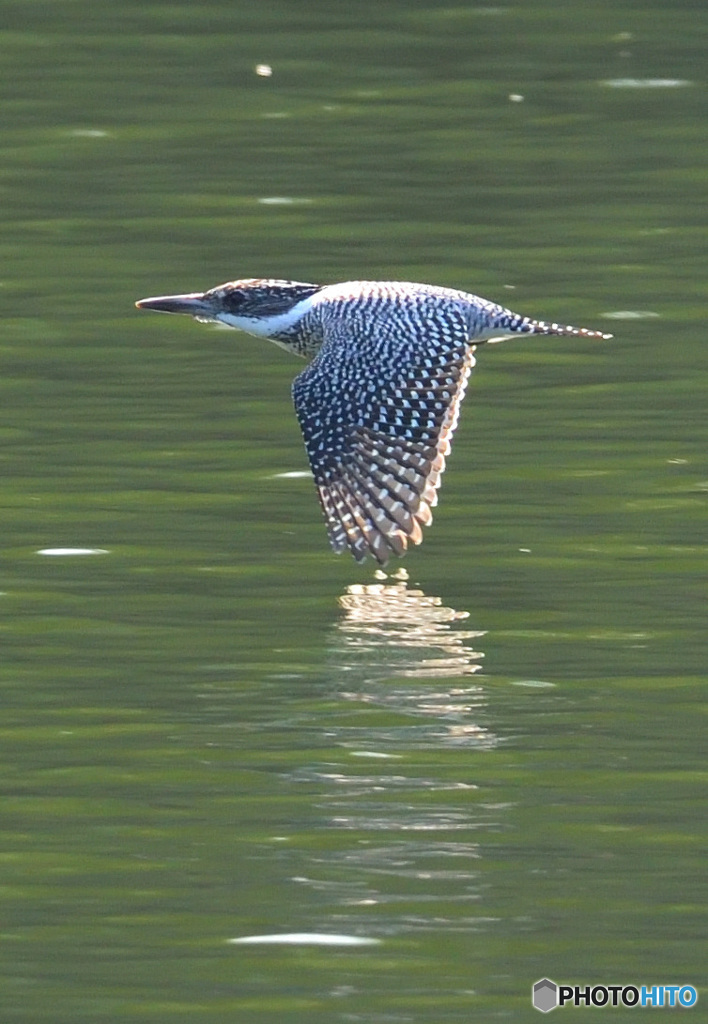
[136,278,611,565]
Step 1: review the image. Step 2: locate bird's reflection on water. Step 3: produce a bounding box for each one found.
[285,574,506,938]
[337,568,484,679]
[326,568,497,750]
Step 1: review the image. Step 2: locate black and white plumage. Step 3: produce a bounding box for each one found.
[136,278,611,565]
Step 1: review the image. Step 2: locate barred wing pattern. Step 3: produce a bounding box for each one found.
[292,307,475,565]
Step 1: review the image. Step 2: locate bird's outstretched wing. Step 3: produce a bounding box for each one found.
[292,308,475,564]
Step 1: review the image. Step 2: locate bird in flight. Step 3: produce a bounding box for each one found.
[136,278,611,565]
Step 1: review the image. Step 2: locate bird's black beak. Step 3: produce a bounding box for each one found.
[135,292,212,317]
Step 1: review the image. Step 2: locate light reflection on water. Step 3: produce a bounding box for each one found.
[325,570,496,751]
[281,574,508,942]
[336,568,485,678]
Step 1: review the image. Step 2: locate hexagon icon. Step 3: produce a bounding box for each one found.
[533,978,558,1013]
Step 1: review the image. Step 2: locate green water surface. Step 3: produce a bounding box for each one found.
[0,1,706,1021]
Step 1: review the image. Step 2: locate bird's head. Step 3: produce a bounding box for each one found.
[135,278,322,337]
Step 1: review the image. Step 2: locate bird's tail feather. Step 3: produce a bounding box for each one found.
[480,311,612,345]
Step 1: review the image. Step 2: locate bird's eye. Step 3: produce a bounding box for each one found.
[223,290,246,313]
